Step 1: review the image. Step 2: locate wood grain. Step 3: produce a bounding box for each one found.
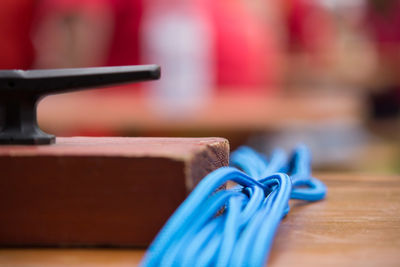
[0,173,398,266]
[269,173,400,267]
[0,137,229,246]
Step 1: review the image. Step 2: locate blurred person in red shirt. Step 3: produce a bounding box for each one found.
[0,0,36,69]
[284,0,334,55]
[35,0,142,67]
[365,0,400,118]
[34,0,116,68]
[279,0,337,87]
[206,0,281,92]
[1,0,282,91]
[33,0,281,92]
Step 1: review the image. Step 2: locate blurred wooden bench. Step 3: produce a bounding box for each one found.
[37,91,364,149]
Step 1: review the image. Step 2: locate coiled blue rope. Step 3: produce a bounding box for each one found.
[141,145,327,267]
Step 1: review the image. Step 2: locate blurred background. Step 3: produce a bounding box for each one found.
[1,0,399,173]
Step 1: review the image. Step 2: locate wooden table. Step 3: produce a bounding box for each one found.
[1,173,399,266]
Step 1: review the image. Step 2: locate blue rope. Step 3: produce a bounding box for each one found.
[141,145,327,267]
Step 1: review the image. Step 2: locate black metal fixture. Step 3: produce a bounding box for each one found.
[0,65,160,145]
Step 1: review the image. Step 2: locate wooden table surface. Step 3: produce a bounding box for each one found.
[0,173,399,267]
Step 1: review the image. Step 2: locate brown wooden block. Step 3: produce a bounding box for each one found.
[0,137,229,247]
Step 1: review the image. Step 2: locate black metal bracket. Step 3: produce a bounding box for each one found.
[0,65,160,145]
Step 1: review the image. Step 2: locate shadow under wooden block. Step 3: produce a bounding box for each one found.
[0,137,229,247]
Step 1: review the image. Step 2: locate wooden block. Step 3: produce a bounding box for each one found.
[0,137,229,247]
